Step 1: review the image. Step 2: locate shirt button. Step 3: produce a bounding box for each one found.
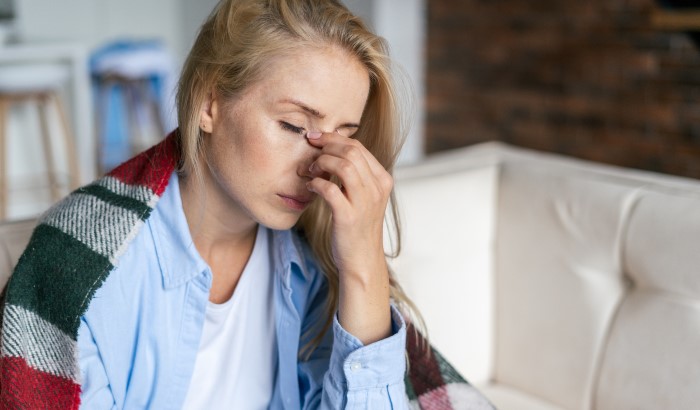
[349,362,362,372]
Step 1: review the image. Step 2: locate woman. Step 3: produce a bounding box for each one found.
[0,0,493,408]
[2,0,415,408]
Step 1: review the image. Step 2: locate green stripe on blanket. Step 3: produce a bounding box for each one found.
[6,224,112,337]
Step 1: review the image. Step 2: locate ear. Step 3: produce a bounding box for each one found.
[199,92,218,133]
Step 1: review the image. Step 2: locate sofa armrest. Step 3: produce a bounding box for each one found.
[388,152,500,384]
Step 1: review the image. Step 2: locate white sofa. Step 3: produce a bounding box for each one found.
[388,142,700,409]
[2,142,699,409]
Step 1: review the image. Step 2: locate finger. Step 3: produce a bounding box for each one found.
[306,177,349,216]
[310,154,363,197]
[316,139,396,198]
[315,140,374,180]
[308,132,389,181]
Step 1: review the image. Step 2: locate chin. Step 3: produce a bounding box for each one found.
[256,213,301,231]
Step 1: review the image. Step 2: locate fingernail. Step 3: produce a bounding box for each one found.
[306,131,322,140]
[309,162,315,173]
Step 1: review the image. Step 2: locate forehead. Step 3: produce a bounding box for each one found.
[247,46,371,120]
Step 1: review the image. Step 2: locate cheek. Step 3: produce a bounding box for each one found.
[213,104,309,172]
[243,120,306,160]
[237,128,287,169]
[214,124,297,179]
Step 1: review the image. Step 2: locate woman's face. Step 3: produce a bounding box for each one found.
[199,46,371,230]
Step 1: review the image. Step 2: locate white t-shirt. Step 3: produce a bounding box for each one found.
[182,225,277,409]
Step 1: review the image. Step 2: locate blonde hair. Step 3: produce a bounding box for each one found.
[176,0,424,356]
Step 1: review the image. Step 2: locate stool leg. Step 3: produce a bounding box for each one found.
[142,79,165,139]
[125,81,141,155]
[0,98,7,220]
[52,92,80,190]
[37,94,60,203]
[95,77,111,175]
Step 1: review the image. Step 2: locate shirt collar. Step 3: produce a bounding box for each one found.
[270,228,314,290]
[151,171,209,289]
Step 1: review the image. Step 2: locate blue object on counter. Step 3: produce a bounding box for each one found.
[90,39,176,172]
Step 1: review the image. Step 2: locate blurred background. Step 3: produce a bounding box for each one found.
[0,0,699,220]
[426,0,700,179]
[0,0,423,220]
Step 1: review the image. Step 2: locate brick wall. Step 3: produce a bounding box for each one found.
[427,0,700,179]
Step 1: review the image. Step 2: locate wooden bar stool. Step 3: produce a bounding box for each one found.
[0,63,81,220]
[93,73,166,174]
[91,41,174,173]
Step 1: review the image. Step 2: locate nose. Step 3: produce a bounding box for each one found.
[296,139,322,180]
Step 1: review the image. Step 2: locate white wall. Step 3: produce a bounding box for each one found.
[15,0,184,62]
[343,0,374,27]
[179,0,220,64]
[376,0,425,165]
[345,0,426,165]
[14,0,225,70]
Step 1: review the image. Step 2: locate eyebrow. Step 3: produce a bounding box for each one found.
[280,98,360,129]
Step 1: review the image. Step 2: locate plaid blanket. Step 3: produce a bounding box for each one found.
[0,131,493,409]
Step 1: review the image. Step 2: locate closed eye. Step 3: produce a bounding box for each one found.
[279,121,305,135]
[337,127,359,139]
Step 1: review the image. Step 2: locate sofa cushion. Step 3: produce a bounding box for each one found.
[624,189,700,299]
[479,383,564,410]
[595,291,700,409]
[595,189,700,408]
[494,160,634,409]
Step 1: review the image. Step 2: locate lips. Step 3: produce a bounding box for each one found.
[277,193,313,211]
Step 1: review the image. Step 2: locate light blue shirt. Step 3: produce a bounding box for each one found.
[77,172,408,409]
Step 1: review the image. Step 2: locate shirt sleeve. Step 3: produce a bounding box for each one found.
[298,304,409,409]
[77,317,118,410]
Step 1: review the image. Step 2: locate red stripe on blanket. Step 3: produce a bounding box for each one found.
[419,385,453,410]
[108,131,179,197]
[0,356,80,409]
[406,322,447,398]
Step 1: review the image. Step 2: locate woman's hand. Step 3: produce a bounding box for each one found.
[305,131,393,345]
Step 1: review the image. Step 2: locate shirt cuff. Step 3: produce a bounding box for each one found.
[329,304,407,391]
